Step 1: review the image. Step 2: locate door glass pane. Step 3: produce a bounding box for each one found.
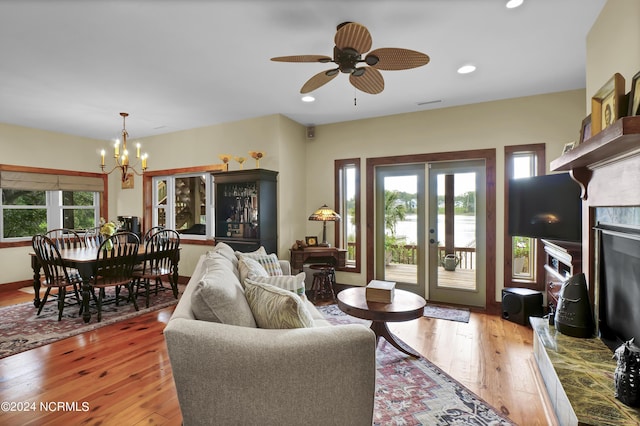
[383,175,418,284]
[436,172,477,290]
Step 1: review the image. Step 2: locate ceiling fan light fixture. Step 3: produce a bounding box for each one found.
[301,95,315,102]
[365,55,379,66]
[506,0,523,8]
[457,64,476,74]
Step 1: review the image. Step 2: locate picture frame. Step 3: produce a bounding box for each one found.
[578,114,592,144]
[629,70,640,116]
[591,73,625,136]
[121,172,134,189]
[562,142,576,154]
[305,236,318,247]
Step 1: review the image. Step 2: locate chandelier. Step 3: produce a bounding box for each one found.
[100,112,148,181]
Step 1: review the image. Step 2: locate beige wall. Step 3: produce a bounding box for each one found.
[587,0,640,112]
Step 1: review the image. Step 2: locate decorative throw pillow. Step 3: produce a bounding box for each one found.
[251,272,306,296]
[191,263,257,328]
[239,253,283,276]
[244,279,313,329]
[238,256,269,287]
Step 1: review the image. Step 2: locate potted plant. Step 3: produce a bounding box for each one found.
[513,237,530,274]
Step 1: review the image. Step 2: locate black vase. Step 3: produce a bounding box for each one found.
[614,339,640,406]
[554,273,594,338]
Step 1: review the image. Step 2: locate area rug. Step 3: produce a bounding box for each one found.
[0,288,179,359]
[424,304,471,323]
[318,305,514,426]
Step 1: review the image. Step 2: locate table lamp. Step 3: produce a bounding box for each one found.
[308,204,341,247]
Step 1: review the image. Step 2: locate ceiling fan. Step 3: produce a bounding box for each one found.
[271,22,430,95]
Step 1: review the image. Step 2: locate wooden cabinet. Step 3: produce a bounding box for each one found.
[542,239,582,312]
[213,169,278,253]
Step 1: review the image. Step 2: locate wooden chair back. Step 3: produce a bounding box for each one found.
[140,229,180,275]
[45,228,83,249]
[32,234,75,286]
[92,232,140,288]
[83,226,103,248]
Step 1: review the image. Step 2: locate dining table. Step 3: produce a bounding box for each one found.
[29,245,180,322]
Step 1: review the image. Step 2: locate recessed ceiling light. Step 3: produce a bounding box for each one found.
[506,0,523,8]
[457,65,476,74]
[301,95,315,103]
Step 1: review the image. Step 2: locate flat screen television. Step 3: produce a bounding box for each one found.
[508,173,582,243]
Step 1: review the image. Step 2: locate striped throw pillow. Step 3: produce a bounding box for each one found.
[239,253,283,276]
[251,272,306,296]
[244,279,313,329]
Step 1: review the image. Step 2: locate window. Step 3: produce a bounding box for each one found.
[151,173,213,238]
[335,158,360,272]
[504,144,545,289]
[0,168,104,242]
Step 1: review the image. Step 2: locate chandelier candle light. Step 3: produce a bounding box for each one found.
[100,112,148,182]
[308,204,341,247]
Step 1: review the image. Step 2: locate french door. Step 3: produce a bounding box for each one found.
[428,160,486,307]
[375,164,426,298]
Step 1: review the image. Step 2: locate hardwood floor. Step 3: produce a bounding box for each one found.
[0,287,554,425]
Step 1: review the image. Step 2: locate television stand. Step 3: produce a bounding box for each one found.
[541,239,582,314]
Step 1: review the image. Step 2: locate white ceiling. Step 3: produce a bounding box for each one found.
[0,0,606,141]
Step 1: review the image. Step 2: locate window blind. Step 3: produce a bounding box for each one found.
[0,171,104,192]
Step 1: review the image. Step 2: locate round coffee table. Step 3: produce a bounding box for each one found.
[337,287,426,357]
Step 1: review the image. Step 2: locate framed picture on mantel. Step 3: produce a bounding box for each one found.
[591,73,625,136]
[579,114,592,144]
[629,70,640,116]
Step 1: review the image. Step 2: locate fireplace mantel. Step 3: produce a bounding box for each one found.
[550,116,640,203]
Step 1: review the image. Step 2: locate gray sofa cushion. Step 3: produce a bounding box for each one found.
[191,261,257,327]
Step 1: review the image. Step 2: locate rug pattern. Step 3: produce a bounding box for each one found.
[0,288,178,359]
[318,305,514,426]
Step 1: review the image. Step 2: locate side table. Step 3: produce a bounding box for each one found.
[337,287,426,357]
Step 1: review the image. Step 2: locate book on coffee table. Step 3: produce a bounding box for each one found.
[366,280,396,303]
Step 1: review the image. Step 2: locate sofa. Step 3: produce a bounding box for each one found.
[163,243,377,426]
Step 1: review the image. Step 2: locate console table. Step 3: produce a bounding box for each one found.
[289,246,347,271]
[531,317,640,425]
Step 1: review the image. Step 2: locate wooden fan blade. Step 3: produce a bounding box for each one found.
[349,67,384,94]
[271,55,332,63]
[334,22,372,55]
[367,48,430,70]
[300,69,339,94]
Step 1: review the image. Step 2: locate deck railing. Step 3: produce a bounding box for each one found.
[346,242,476,270]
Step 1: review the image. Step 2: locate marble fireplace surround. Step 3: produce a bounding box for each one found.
[533,116,640,425]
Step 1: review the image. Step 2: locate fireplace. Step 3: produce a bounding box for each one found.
[595,210,640,352]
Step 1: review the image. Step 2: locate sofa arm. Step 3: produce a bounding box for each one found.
[164,318,376,426]
[279,259,291,275]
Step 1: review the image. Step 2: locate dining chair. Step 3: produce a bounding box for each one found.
[133,229,180,308]
[90,231,140,322]
[83,226,103,248]
[44,228,83,249]
[31,234,82,321]
[143,226,166,243]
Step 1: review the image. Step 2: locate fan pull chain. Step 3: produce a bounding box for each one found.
[354,89,357,106]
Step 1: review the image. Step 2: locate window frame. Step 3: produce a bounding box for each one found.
[0,164,107,247]
[143,164,226,245]
[334,158,361,273]
[150,173,213,240]
[504,144,546,290]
